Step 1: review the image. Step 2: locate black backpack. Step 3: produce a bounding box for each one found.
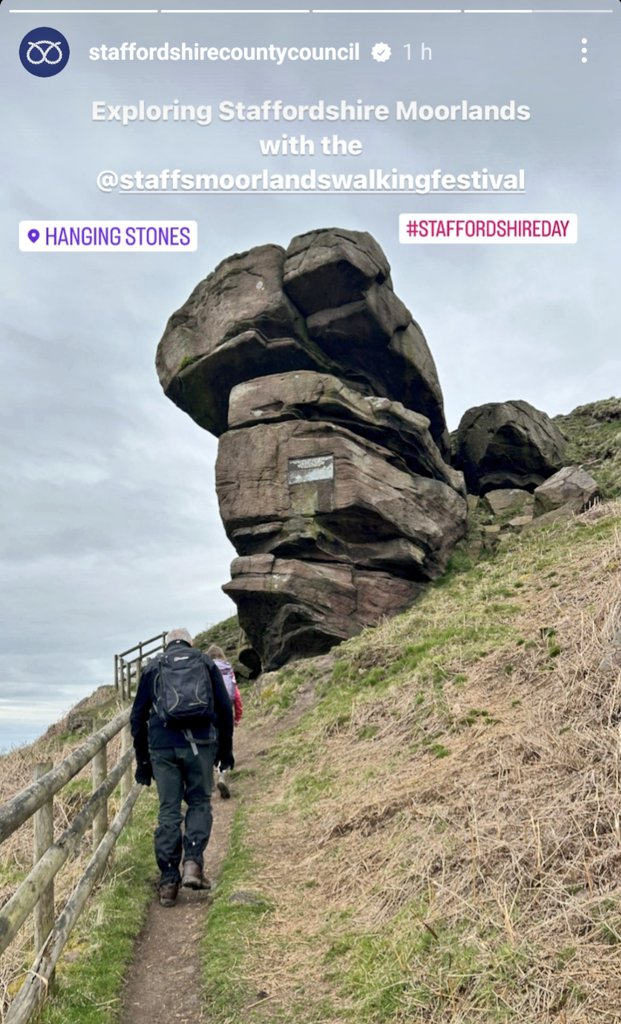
[153,646,215,725]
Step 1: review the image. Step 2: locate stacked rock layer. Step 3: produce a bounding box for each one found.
[157,229,468,669]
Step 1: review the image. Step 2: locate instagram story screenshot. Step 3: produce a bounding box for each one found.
[1,0,621,1021]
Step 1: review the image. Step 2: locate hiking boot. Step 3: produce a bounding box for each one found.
[182,860,211,890]
[217,776,231,800]
[158,881,179,908]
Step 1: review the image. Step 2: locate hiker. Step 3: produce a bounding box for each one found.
[130,628,234,907]
[207,644,243,800]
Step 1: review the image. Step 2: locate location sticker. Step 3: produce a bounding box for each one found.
[19,220,198,252]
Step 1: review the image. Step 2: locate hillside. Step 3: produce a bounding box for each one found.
[203,495,621,1023]
[1,397,620,1023]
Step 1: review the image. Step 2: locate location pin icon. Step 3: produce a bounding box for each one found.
[28,229,40,243]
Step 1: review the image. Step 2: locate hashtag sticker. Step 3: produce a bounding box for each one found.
[399,214,578,245]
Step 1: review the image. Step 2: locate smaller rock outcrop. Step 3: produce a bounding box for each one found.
[533,466,599,516]
[472,463,601,541]
[453,400,567,494]
[483,489,534,518]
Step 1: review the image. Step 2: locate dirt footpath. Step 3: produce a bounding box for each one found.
[119,677,318,1024]
[119,794,235,1024]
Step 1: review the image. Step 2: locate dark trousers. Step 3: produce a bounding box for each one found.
[150,742,217,883]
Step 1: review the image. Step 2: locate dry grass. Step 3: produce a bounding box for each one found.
[231,500,621,1022]
[0,688,126,1020]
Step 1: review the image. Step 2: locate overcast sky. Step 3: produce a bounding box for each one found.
[1,2,620,750]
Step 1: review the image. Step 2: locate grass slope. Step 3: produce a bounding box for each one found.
[554,396,621,499]
[204,498,621,1023]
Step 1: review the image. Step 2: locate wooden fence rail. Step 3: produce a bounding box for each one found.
[5,785,141,1024]
[0,708,131,845]
[0,704,142,1024]
[114,632,166,701]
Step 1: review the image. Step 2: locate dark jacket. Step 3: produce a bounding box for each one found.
[130,641,233,764]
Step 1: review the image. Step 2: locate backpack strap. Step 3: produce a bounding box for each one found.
[183,728,199,756]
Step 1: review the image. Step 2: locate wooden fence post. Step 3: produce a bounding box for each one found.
[120,725,134,824]
[5,784,141,1024]
[91,746,108,851]
[33,762,55,992]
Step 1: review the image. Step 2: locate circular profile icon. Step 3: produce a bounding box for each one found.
[20,26,70,77]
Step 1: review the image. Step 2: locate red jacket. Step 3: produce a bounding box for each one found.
[233,685,243,725]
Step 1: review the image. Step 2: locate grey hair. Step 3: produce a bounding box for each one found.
[165,628,193,646]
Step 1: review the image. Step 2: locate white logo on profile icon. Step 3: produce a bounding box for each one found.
[26,40,64,66]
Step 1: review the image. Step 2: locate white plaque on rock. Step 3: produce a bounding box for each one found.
[288,455,334,485]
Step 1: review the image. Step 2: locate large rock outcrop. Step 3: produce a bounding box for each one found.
[157,228,467,669]
[157,230,449,455]
[453,400,567,494]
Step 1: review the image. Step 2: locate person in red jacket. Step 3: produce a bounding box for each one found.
[207,645,242,799]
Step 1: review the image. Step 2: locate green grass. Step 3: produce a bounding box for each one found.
[320,906,529,1023]
[37,790,157,1024]
[194,615,240,661]
[554,397,621,499]
[0,863,27,887]
[429,742,451,758]
[283,769,336,812]
[268,730,326,773]
[256,670,307,713]
[460,707,498,727]
[592,899,621,945]
[200,809,274,1022]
